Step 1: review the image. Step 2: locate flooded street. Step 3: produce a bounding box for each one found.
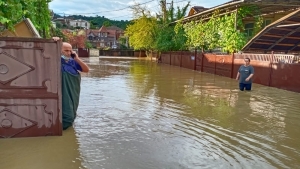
[1,57,300,169]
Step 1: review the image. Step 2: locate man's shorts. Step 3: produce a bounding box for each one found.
[239,83,252,91]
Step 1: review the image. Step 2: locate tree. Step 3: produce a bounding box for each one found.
[103,20,112,27]
[125,16,157,51]
[154,1,190,51]
[62,30,86,48]
[158,0,190,24]
[118,36,128,49]
[51,28,66,41]
[85,41,93,49]
[125,1,190,52]
[56,22,63,28]
[0,0,53,38]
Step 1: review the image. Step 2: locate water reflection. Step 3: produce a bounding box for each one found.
[1,57,300,169]
[75,57,300,169]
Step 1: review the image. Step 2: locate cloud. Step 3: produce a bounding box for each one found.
[49,0,228,21]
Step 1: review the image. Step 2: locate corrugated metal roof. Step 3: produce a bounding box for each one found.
[180,0,300,23]
[242,8,300,54]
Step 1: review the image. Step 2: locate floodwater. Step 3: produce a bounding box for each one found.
[1,57,300,169]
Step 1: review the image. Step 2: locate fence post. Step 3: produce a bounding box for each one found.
[194,49,197,70]
[180,51,182,67]
[269,51,274,86]
[201,52,204,72]
[214,54,217,75]
[231,53,235,78]
[170,52,171,65]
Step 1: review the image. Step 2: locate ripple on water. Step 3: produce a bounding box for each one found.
[74,58,300,169]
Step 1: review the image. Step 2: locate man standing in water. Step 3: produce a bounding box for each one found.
[236,58,254,91]
[53,37,89,130]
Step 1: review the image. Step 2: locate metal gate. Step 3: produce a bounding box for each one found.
[0,37,62,138]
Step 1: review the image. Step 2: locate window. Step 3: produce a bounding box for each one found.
[100,43,104,47]
[88,36,93,40]
[263,19,272,28]
[245,22,254,38]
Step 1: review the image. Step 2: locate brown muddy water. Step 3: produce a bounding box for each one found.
[1,57,300,169]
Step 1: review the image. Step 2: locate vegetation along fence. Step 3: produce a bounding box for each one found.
[160,51,300,93]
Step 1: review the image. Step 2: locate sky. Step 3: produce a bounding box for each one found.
[49,0,229,21]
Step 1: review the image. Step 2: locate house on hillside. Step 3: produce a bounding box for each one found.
[181,0,300,54]
[69,19,90,29]
[86,26,125,49]
[53,18,71,28]
[52,18,90,29]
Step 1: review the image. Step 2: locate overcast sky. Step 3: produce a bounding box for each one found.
[49,0,229,20]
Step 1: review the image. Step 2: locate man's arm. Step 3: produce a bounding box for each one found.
[236,72,240,80]
[73,53,89,73]
[236,66,241,80]
[245,66,254,81]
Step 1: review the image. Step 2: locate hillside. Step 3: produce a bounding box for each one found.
[53,13,131,30]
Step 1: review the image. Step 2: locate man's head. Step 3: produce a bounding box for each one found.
[61,42,73,57]
[244,58,250,66]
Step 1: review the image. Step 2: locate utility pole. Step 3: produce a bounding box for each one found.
[160,0,167,23]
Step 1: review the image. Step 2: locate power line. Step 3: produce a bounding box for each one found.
[54,0,191,20]
[62,0,156,15]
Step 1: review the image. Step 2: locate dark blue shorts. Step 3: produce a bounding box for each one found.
[239,83,252,91]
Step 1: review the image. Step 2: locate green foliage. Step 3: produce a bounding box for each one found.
[184,20,207,50]
[56,21,63,28]
[173,20,187,50]
[118,36,127,45]
[50,28,66,41]
[103,20,112,27]
[237,5,263,36]
[118,36,129,49]
[0,0,52,38]
[0,0,23,30]
[125,16,157,51]
[184,6,262,53]
[85,41,93,49]
[218,12,247,53]
[155,20,187,52]
[125,0,189,52]
[154,1,190,52]
[155,25,174,51]
[158,1,190,24]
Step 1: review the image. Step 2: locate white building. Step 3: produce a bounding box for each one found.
[69,19,90,29]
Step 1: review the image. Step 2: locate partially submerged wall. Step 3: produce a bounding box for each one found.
[160,51,300,93]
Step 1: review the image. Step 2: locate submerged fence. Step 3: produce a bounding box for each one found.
[99,49,146,57]
[160,51,300,93]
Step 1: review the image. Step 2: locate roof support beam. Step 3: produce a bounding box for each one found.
[277,23,300,27]
[267,26,300,50]
[288,41,300,52]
